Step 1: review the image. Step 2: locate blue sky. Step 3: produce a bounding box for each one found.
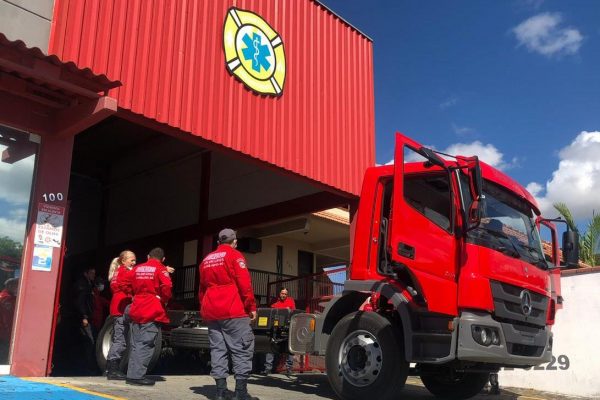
[321,0,600,221]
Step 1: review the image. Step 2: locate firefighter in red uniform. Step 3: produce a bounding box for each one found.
[105,250,136,380]
[262,287,296,375]
[199,229,258,400]
[0,278,18,363]
[124,247,172,386]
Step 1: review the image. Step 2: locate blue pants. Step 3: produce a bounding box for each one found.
[208,317,254,380]
[107,311,130,362]
[264,352,294,373]
[127,322,158,379]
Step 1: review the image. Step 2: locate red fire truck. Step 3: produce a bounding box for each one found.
[287,133,578,400]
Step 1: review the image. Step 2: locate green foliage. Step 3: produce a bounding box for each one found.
[0,236,23,260]
[553,202,578,233]
[552,204,600,267]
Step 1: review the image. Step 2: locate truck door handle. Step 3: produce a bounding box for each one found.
[397,243,415,259]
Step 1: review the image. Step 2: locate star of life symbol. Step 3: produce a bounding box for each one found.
[242,32,271,73]
[223,7,286,96]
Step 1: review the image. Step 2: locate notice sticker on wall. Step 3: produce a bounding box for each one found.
[34,203,65,248]
[32,244,53,272]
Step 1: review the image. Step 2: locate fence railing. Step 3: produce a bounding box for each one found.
[266,267,347,312]
[172,264,295,306]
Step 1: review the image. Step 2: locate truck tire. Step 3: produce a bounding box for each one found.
[325,311,408,400]
[420,370,489,400]
[95,317,162,374]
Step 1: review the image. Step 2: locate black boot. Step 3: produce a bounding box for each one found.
[215,378,232,400]
[106,359,127,380]
[232,379,259,400]
[125,376,155,386]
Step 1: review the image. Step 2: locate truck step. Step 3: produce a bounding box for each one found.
[412,331,452,338]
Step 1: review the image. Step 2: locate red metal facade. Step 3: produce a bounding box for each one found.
[49,0,375,195]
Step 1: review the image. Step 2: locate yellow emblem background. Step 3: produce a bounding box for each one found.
[223,7,286,96]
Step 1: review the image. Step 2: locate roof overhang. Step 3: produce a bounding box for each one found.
[0,32,121,162]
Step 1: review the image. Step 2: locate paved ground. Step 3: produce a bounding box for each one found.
[3,373,588,400]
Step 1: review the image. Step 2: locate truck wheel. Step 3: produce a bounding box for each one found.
[420,369,489,400]
[326,311,408,400]
[95,317,162,374]
[96,316,118,372]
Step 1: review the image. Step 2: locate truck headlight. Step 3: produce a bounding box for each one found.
[472,325,500,347]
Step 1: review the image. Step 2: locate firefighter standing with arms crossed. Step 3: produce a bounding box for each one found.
[124,247,172,386]
[199,229,259,400]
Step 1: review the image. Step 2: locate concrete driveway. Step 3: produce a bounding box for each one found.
[24,374,587,400]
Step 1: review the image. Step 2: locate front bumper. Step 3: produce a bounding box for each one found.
[457,311,552,366]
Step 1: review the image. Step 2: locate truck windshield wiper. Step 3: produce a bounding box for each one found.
[516,243,548,269]
[476,227,521,258]
[517,242,543,259]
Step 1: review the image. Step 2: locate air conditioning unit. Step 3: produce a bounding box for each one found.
[237,237,262,254]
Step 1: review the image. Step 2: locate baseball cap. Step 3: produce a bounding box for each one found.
[218,228,237,243]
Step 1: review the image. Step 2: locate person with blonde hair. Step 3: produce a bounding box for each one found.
[105,250,136,380]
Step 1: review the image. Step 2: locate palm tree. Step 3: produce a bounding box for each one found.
[553,202,600,267]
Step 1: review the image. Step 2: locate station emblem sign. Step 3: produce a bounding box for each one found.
[223,7,286,96]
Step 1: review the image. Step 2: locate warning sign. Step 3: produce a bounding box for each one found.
[34,203,65,248]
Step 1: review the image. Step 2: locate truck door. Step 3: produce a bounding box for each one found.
[390,133,458,316]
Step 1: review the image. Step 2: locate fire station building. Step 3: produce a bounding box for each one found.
[0,0,374,376]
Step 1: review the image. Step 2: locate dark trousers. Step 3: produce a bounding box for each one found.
[79,323,96,373]
[127,322,158,379]
[208,317,254,380]
[107,313,130,362]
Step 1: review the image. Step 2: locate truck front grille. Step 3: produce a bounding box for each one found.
[490,280,548,328]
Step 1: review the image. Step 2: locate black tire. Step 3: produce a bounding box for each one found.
[95,317,162,374]
[96,316,117,372]
[325,311,409,400]
[420,370,490,400]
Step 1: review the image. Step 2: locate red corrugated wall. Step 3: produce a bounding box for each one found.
[49,0,375,195]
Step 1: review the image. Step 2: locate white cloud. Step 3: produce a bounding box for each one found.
[527,131,600,219]
[0,216,27,242]
[444,141,518,170]
[385,140,517,171]
[440,97,458,109]
[512,13,583,57]
[0,145,36,205]
[0,206,28,242]
[451,123,475,136]
[520,0,545,11]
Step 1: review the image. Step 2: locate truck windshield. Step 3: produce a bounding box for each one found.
[460,176,546,269]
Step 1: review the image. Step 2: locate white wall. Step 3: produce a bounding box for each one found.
[0,0,54,51]
[243,236,314,277]
[499,271,600,398]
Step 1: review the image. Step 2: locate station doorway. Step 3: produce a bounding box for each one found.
[50,115,352,375]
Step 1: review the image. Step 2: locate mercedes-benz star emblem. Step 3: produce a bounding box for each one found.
[520,290,533,317]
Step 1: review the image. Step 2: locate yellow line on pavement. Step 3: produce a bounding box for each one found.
[518,396,548,400]
[23,378,128,400]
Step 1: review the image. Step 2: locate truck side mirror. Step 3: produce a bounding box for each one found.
[562,230,580,268]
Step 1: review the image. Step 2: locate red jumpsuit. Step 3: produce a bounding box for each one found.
[198,244,257,321]
[126,258,172,324]
[110,265,133,316]
[271,296,296,309]
[0,289,16,341]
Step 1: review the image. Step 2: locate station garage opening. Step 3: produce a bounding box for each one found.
[50,114,354,375]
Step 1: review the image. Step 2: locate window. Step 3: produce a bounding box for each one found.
[0,125,39,365]
[404,173,452,231]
